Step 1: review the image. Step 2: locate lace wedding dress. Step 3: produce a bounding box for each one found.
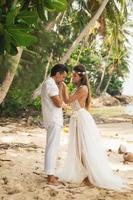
[60,100,128,191]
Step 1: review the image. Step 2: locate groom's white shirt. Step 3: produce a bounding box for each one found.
[41,76,63,128]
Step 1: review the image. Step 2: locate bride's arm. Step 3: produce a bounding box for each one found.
[62,83,87,104]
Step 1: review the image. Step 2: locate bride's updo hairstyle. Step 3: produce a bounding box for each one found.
[73,64,91,110]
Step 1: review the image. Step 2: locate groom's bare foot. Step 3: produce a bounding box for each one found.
[47,175,61,186]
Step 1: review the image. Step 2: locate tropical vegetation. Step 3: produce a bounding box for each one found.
[0,0,133,116]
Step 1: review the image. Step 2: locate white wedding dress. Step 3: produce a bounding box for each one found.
[60,100,128,191]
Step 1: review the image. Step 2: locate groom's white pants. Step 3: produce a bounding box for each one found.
[44,123,62,175]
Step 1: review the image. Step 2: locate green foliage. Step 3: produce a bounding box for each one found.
[17,10,38,25]
[0,0,68,55]
[0,4,38,55]
[0,51,45,116]
[107,75,123,96]
[44,0,68,11]
[2,89,26,116]
[32,97,41,111]
[8,29,38,46]
[0,0,130,116]
[70,46,102,95]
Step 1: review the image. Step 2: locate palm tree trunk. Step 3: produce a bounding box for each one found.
[96,40,114,94]
[102,74,112,93]
[96,63,106,94]
[0,48,23,104]
[46,13,63,31]
[75,31,90,65]
[75,42,84,65]
[44,50,53,80]
[60,0,109,64]
[32,50,53,100]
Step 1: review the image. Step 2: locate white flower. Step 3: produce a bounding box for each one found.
[73,70,89,75]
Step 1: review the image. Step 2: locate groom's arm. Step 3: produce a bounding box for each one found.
[51,95,63,108]
[47,80,63,108]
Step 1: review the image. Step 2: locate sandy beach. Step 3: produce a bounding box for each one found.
[0,118,133,200]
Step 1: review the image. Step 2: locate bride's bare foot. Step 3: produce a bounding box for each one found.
[47,175,62,186]
[81,177,93,187]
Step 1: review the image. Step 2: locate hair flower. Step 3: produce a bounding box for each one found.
[73,70,89,75]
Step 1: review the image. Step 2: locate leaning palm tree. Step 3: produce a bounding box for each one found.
[31,0,110,99]
[0,0,68,104]
[60,0,109,64]
[0,48,23,104]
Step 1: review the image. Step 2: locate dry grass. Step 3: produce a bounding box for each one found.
[90,106,125,118]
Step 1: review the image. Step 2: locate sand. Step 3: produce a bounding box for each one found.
[0,118,133,200]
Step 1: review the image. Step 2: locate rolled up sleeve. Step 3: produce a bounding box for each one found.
[46,82,59,97]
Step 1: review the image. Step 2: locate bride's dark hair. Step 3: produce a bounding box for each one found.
[73,64,91,109]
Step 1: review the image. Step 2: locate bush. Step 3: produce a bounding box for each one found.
[107,75,123,96]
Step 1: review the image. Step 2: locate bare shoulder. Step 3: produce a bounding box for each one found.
[79,85,88,93]
[76,85,88,97]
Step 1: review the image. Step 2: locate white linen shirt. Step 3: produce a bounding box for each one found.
[41,77,63,128]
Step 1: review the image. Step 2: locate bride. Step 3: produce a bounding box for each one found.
[60,64,128,191]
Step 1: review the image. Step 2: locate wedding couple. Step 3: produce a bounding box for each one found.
[41,63,128,191]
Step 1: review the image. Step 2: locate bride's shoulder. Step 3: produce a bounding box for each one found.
[77,85,88,96]
[79,85,88,91]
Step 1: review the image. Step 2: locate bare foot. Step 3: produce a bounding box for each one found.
[47,175,61,186]
[81,177,93,187]
[55,176,59,180]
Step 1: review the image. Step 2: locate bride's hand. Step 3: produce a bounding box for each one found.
[58,82,67,91]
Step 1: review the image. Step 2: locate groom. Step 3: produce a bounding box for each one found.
[41,63,68,185]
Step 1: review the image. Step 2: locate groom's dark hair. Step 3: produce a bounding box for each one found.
[50,64,68,76]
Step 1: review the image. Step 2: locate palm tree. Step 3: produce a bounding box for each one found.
[0,0,68,104]
[60,0,109,64]
[0,48,23,104]
[95,0,130,94]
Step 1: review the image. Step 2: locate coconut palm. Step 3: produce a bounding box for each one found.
[0,0,68,104]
